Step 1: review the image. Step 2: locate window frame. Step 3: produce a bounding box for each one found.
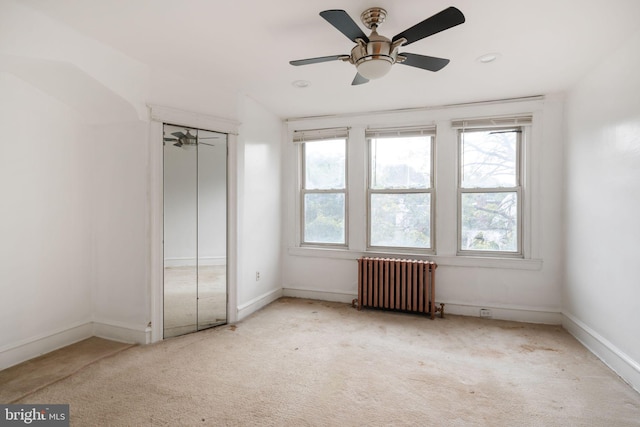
[366,128,436,254]
[298,136,349,248]
[457,125,524,257]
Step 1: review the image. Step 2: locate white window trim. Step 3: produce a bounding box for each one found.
[366,128,436,253]
[285,97,545,271]
[456,124,526,257]
[296,129,349,248]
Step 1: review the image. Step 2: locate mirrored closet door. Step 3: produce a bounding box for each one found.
[163,124,227,338]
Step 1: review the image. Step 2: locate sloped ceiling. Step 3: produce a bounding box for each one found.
[18,0,640,119]
[1,54,139,124]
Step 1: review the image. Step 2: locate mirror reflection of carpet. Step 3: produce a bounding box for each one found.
[164,265,226,334]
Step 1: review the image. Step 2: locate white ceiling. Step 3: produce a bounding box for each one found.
[19,0,640,119]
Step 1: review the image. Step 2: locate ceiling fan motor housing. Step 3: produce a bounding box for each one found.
[350,32,398,79]
[349,7,407,80]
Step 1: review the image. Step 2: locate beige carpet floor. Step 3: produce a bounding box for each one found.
[0,337,134,403]
[8,298,640,426]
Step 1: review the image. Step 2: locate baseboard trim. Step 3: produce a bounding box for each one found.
[92,319,152,345]
[443,302,562,324]
[281,289,562,324]
[283,288,357,304]
[562,312,640,394]
[237,288,283,321]
[0,321,93,370]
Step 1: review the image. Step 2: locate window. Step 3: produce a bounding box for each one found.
[457,123,525,256]
[291,112,534,262]
[296,129,348,246]
[367,127,434,251]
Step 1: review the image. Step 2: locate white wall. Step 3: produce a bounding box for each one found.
[0,2,150,366]
[91,122,151,343]
[236,96,283,318]
[149,69,238,123]
[283,96,565,324]
[0,72,93,368]
[563,29,640,392]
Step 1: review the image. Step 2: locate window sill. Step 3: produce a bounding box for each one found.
[287,247,543,270]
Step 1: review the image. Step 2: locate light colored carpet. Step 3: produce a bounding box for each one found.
[0,337,134,403]
[12,298,640,426]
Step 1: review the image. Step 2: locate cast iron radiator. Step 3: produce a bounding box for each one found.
[355,257,440,319]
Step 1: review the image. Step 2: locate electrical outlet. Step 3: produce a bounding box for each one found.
[480,308,492,318]
[256,271,260,281]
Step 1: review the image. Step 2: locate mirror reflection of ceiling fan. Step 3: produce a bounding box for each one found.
[163,129,223,148]
[164,130,197,148]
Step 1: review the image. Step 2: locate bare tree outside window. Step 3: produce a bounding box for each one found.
[459,128,521,254]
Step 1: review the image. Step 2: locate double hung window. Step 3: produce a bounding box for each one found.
[367,127,435,251]
[296,129,348,246]
[455,117,529,256]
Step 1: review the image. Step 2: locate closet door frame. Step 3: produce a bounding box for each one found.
[149,104,239,343]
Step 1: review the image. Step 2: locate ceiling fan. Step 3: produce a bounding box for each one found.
[164,129,225,148]
[290,6,465,85]
[164,130,197,148]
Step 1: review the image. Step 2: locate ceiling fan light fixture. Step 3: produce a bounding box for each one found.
[351,32,396,80]
[355,56,394,80]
